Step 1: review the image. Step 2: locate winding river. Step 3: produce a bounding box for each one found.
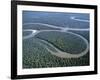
[23,17,89,58]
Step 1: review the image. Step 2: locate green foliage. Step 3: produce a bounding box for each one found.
[35,31,87,54]
[22,12,89,69]
[23,36,89,69]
